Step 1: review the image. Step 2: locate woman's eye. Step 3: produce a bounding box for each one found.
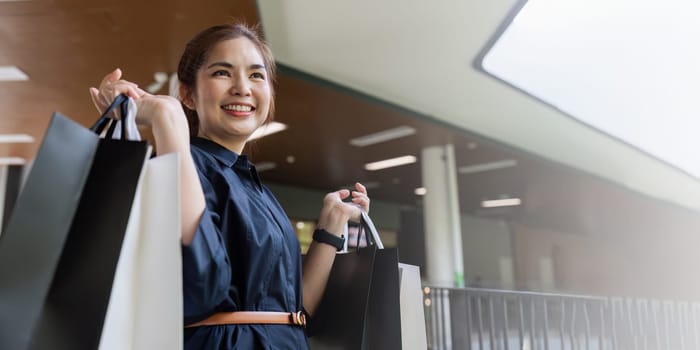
[212,70,230,77]
[250,72,265,80]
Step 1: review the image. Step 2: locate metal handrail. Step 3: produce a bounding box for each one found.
[424,286,700,350]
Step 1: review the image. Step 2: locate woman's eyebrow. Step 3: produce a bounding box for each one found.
[206,62,266,70]
[206,61,233,69]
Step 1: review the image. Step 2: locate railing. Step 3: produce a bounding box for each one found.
[424,287,700,350]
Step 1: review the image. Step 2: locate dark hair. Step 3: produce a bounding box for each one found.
[177,22,277,137]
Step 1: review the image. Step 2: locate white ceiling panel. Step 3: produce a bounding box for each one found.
[258,0,700,212]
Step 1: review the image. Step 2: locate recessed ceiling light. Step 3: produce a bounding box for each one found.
[414,187,427,196]
[364,155,417,171]
[255,161,276,172]
[481,198,522,208]
[248,122,287,141]
[349,126,416,147]
[0,66,29,81]
[0,157,26,165]
[459,159,517,175]
[0,134,34,143]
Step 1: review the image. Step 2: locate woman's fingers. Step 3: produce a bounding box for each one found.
[97,68,145,103]
[88,87,107,114]
[103,80,141,99]
[99,68,122,90]
[328,183,370,217]
[317,186,371,232]
[351,195,370,212]
[354,182,367,195]
[98,68,121,107]
[100,68,121,85]
[126,85,148,99]
[322,189,357,214]
[351,182,370,213]
[92,68,153,118]
[131,94,183,126]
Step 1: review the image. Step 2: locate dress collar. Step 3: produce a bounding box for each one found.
[191,138,261,190]
[191,137,243,168]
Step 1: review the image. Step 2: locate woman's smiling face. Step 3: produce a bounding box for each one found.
[187,37,272,153]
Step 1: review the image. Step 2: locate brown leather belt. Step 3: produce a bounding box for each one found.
[185,311,307,328]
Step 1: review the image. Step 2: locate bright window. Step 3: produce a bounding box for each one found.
[479,0,700,177]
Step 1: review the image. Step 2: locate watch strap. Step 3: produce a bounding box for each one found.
[312,229,345,251]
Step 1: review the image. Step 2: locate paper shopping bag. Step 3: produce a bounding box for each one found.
[0,113,100,350]
[27,95,151,350]
[399,263,428,350]
[99,153,183,350]
[364,247,402,349]
[29,137,150,350]
[308,247,376,349]
[308,213,403,349]
[0,94,149,350]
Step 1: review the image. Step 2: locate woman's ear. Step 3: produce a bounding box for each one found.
[179,85,195,110]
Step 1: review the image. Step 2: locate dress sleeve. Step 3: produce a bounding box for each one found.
[181,168,232,323]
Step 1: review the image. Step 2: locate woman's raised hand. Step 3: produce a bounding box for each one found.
[89,68,148,115]
[89,68,185,127]
[350,182,370,214]
[317,182,370,236]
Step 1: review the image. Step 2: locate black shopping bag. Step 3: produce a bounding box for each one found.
[308,212,403,350]
[365,246,402,349]
[0,95,150,350]
[0,114,99,350]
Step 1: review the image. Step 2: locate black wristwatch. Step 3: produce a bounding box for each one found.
[312,229,345,251]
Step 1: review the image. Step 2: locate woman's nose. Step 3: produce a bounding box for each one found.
[230,75,251,96]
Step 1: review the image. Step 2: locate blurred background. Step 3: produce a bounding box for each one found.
[3,0,700,347]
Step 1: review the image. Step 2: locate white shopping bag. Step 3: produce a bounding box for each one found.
[99,153,182,350]
[399,263,428,350]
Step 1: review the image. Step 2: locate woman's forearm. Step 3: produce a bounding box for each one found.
[302,239,339,316]
[150,110,205,245]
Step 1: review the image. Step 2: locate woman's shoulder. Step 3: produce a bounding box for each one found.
[189,140,232,184]
[189,140,214,161]
[189,138,236,169]
[189,142,218,171]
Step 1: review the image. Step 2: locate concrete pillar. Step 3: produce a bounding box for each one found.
[421,144,464,287]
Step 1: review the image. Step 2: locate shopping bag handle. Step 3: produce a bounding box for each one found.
[355,211,384,250]
[89,93,130,139]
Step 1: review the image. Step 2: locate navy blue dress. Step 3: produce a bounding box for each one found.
[182,137,309,349]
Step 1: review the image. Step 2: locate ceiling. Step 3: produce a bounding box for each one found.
[256,0,700,212]
[2,0,700,235]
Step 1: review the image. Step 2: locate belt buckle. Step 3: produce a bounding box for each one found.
[290,311,307,327]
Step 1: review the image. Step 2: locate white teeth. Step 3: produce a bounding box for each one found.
[223,104,252,112]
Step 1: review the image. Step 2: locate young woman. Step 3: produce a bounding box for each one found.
[90,23,369,349]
